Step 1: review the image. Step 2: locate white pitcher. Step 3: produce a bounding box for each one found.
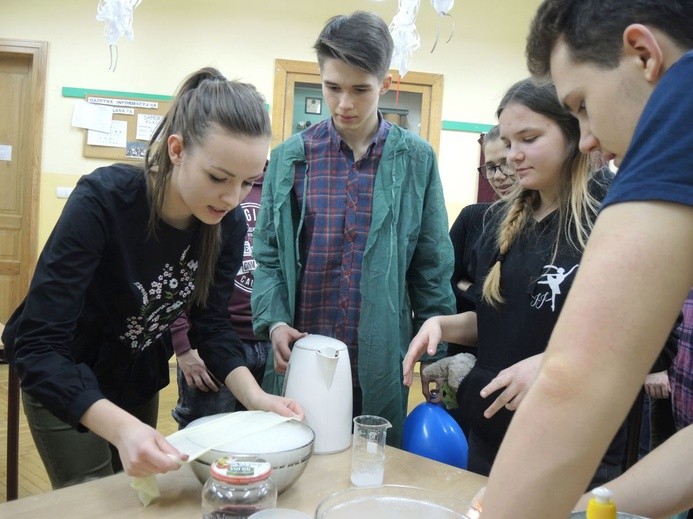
[283,334,353,454]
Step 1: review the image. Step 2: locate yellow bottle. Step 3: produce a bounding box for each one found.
[586,487,617,519]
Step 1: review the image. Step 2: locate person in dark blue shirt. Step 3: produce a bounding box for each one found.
[481,2,693,517]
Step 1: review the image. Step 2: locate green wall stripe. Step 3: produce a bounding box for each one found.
[442,120,494,133]
[62,86,173,101]
[62,86,270,111]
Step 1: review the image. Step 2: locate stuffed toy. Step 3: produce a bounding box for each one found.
[422,352,476,409]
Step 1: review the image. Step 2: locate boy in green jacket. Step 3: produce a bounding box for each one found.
[251,11,455,447]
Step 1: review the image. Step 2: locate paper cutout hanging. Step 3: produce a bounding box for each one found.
[389,0,421,78]
[430,0,454,14]
[389,0,455,77]
[96,0,142,71]
[429,0,455,53]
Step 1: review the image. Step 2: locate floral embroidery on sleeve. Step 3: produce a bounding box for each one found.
[120,246,198,351]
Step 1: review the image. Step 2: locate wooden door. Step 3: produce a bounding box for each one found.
[0,40,47,323]
[270,59,444,155]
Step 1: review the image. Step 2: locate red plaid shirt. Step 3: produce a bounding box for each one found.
[670,288,693,430]
[294,116,391,384]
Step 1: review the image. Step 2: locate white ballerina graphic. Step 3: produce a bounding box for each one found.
[537,264,579,311]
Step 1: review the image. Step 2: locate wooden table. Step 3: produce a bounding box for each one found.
[0,446,486,517]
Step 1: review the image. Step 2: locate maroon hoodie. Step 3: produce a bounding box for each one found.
[172,176,264,354]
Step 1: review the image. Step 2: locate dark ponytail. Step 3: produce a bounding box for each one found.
[144,67,271,306]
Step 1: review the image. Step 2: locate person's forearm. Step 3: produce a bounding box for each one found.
[81,397,186,476]
[439,311,478,346]
[224,366,265,409]
[480,203,693,518]
[81,398,143,446]
[575,425,693,519]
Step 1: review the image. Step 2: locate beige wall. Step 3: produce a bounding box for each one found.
[0,0,541,251]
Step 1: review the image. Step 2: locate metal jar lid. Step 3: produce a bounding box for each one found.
[210,455,272,485]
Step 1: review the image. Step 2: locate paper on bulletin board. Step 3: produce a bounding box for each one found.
[79,92,171,160]
[87,119,127,148]
[88,96,159,110]
[136,113,163,141]
[0,144,12,161]
[72,99,114,133]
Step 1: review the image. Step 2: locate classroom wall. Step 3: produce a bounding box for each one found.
[0,0,541,251]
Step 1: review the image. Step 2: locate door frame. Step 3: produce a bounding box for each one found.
[270,59,444,154]
[0,38,48,310]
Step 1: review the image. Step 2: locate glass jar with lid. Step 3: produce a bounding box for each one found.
[202,455,277,519]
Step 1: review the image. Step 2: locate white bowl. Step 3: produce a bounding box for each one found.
[186,412,315,494]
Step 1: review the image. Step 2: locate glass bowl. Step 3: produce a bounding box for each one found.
[315,484,478,519]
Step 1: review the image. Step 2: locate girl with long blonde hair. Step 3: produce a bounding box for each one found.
[403,77,623,486]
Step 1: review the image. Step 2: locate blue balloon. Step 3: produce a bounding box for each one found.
[402,402,468,469]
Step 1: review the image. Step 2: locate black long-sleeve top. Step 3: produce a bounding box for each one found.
[2,164,247,427]
[449,202,492,314]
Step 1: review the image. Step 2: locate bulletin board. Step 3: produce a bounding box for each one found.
[62,87,173,162]
[82,95,171,161]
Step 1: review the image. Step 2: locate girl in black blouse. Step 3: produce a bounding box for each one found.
[2,68,303,489]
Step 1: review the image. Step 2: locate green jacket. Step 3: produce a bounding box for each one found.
[251,124,455,447]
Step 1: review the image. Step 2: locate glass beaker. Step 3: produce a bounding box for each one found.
[350,415,392,487]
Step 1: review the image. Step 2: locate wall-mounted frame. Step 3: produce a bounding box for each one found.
[305,96,322,115]
[271,59,444,154]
